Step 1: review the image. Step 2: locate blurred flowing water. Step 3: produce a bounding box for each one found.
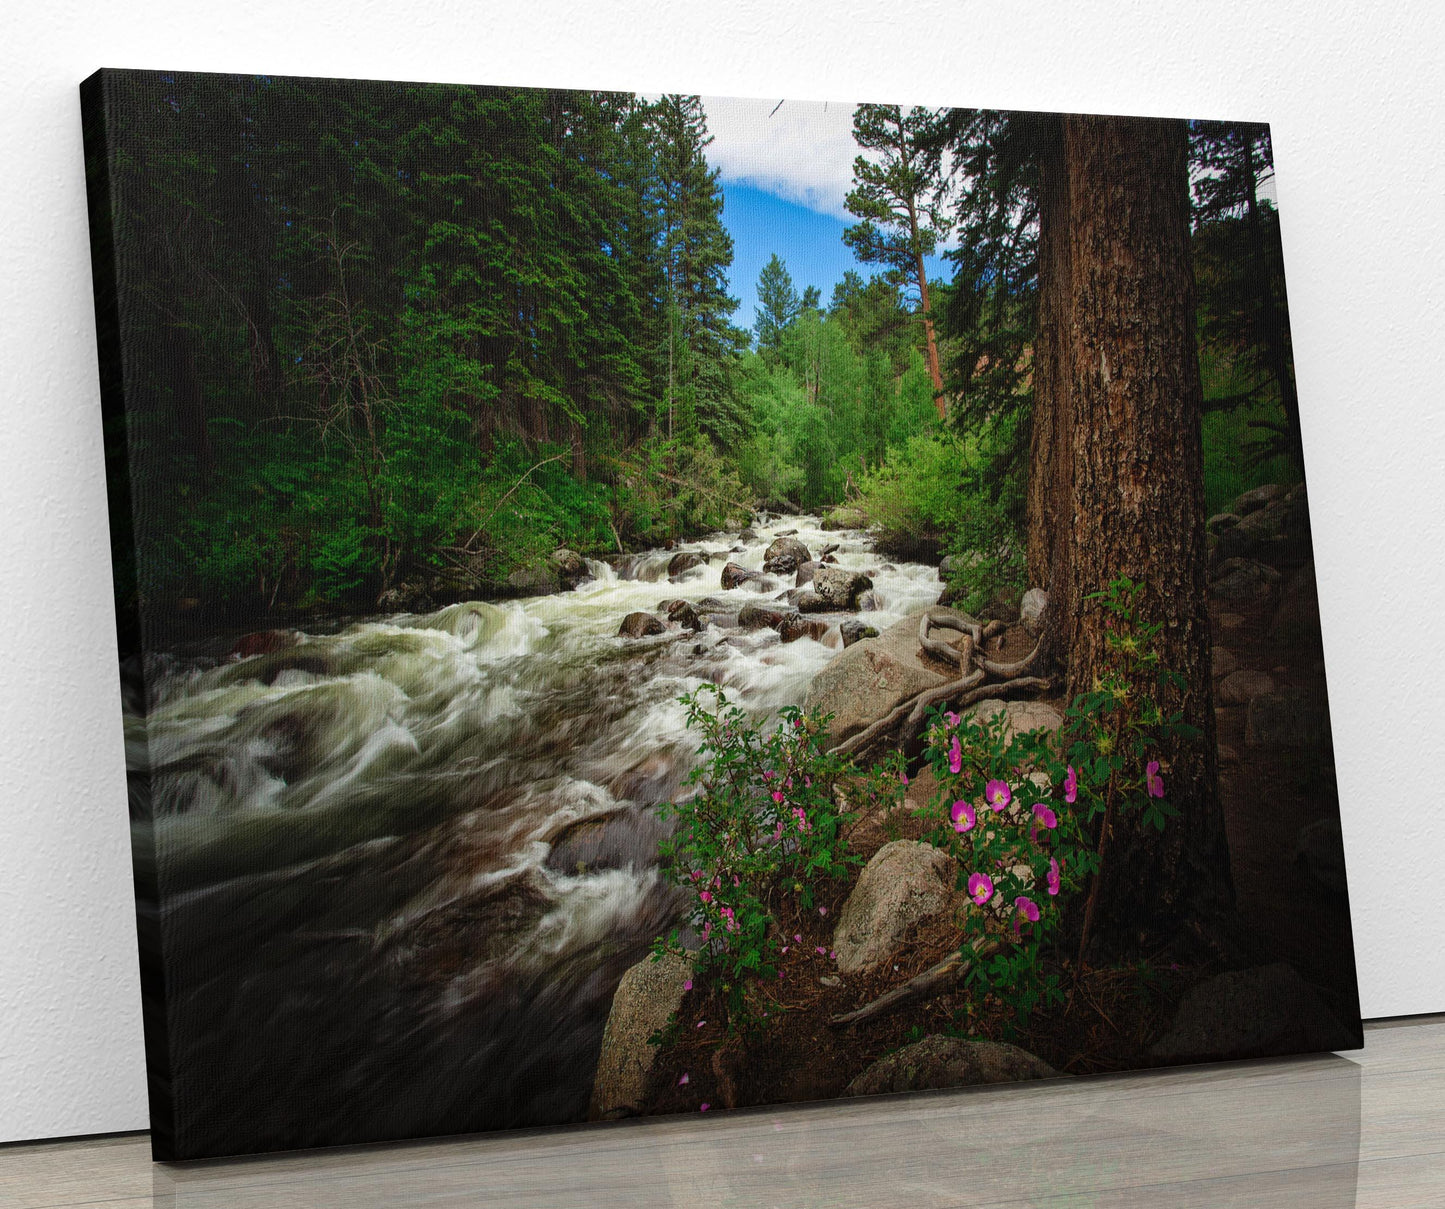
[128,517,940,1155]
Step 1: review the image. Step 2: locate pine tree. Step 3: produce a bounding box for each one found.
[844,104,951,419]
[754,253,801,354]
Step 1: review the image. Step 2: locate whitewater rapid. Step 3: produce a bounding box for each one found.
[127,515,941,1154]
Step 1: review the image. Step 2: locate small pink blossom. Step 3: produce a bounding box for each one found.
[1032,803,1058,831]
[684,978,693,991]
[818,906,828,917]
[829,950,837,960]
[900,771,909,786]
[950,800,977,833]
[772,790,785,804]
[945,711,960,727]
[967,873,994,906]
[1146,760,1165,798]
[781,946,788,954]
[1014,896,1040,923]
[1064,765,1078,804]
[794,933,802,942]
[700,1103,710,1111]
[697,1020,706,1028]
[948,735,963,775]
[679,1073,690,1086]
[700,891,712,904]
[985,780,1011,811]
[815,946,826,955]
[1046,857,1061,897]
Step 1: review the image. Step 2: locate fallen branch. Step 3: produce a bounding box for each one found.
[830,938,1002,1028]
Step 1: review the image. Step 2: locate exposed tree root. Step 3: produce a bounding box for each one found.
[830,938,1002,1028]
[978,638,1045,679]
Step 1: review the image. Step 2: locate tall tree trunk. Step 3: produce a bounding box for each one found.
[1061,114,1233,957]
[1243,137,1303,468]
[914,247,947,422]
[1025,119,1075,671]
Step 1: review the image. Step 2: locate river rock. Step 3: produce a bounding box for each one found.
[762,536,811,575]
[545,808,673,876]
[810,567,873,611]
[795,560,820,587]
[1019,588,1049,636]
[832,840,955,976]
[779,613,829,644]
[667,551,705,578]
[1295,817,1349,894]
[1150,963,1359,1063]
[1246,689,1331,748]
[845,1036,1058,1098]
[803,610,949,747]
[1218,669,1276,706]
[551,548,593,591]
[375,582,434,614]
[665,600,704,632]
[721,562,771,591]
[1207,512,1242,535]
[839,620,879,648]
[738,602,786,631]
[618,612,665,639]
[588,951,694,1120]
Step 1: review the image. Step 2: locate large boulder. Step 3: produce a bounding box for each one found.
[804,610,950,747]
[1150,963,1359,1063]
[618,612,665,639]
[810,567,874,611]
[762,536,812,575]
[832,840,955,975]
[550,548,593,591]
[1210,557,1281,606]
[667,551,706,579]
[845,1036,1059,1098]
[821,506,868,531]
[663,600,704,632]
[1218,669,1276,706]
[961,698,1065,748]
[506,562,562,596]
[795,560,820,587]
[588,951,694,1120]
[1232,483,1287,515]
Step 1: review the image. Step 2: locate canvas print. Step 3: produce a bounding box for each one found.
[81,69,1362,1160]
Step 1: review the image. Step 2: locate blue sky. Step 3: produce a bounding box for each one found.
[702,95,950,341]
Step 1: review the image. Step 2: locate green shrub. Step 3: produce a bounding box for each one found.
[653,686,906,1032]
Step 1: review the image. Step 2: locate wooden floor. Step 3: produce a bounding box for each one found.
[4,1017,1442,1208]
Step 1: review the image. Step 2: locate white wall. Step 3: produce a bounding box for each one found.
[2,0,1441,1145]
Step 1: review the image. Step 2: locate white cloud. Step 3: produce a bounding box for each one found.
[700,95,862,220]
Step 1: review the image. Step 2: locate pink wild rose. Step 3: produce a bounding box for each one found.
[1047,857,1062,897]
[967,872,994,906]
[1146,760,1165,799]
[985,779,1011,811]
[950,800,977,833]
[1064,765,1078,804]
[948,735,963,775]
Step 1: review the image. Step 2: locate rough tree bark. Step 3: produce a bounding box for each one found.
[1024,118,1075,673]
[1061,114,1233,958]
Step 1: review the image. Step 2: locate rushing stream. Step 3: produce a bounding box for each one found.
[129,516,942,1155]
